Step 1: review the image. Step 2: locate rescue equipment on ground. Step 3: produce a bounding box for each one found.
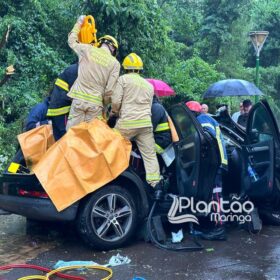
[45,265,112,280]
[0,264,85,280]
[147,199,204,252]
[78,15,97,45]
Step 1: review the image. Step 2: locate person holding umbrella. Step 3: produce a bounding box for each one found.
[232,102,244,123]
[237,99,253,128]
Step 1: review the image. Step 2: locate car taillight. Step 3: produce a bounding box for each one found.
[18,189,49,198]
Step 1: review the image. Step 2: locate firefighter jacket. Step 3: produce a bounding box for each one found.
[67,23,120,108]
[47,63,78,117]
[112,73,154,129]
[151,96,172,153]
[25,97,49,131]
[197,114,228,169]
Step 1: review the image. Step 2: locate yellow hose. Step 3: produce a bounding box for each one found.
[17,265,113,280]
[46,265,112,280]
[18,276,46,280]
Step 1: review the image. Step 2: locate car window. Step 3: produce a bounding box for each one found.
[170,106,197,139]
[248,104,274,144]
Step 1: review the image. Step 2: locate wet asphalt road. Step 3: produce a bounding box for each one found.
[0,214,279,280]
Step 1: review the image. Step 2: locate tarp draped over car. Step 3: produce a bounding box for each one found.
[32,119,132,211]
[18,124,55,170]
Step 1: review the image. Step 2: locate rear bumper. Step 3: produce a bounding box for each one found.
[0,194,78,222]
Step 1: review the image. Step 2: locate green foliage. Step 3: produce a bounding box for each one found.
[247,0,280,67]
[84,0,179,76]
[0,0,279,169]
[163,56,225,101]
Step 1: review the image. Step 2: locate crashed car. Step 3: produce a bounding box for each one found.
[0,99,279,249]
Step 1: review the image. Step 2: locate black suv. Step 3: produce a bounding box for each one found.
[0,99,279,250]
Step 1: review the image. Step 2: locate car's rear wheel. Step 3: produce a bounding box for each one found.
[77,185,138,250]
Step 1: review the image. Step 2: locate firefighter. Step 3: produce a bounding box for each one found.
[24,96,50,131]
[111,53,163,193]
[186,101,228,240]
[9,96,50,169]
[151,95,172,154]
[47,63,78,141]
[66,15,120,130]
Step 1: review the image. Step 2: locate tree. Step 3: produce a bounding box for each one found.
[247,0,280,67]
[199,0,252,77]
[0,25,14,88]
[163,56,224,101]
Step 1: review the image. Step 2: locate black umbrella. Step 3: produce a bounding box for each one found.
[203,79,263,98]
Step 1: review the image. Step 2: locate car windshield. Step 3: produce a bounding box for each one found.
[267,99,280,133]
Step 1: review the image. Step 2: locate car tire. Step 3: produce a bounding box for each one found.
[76,184,138,250]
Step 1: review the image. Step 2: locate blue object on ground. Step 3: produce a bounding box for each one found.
[54,260,99,269]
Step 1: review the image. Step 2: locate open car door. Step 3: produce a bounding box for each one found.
[242,100,280,198]
[169,104,219,202]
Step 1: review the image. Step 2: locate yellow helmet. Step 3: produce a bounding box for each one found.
[98,35,119,52]
[122,53,143,70]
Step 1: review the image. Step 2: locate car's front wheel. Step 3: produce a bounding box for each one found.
[77,184,138,250]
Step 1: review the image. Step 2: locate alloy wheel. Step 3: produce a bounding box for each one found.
[90,193,133,242]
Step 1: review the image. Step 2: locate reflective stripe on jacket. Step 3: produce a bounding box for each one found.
[151,97,172,151]
[55,78,69,92]
[47,63,78,116]
[155,122,170,132]
[112,73,154,129]
[197,114,228,168]
[47,106,71,116]
[68,23,120,107]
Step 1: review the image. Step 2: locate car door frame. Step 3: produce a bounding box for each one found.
[260,100,280,171]
[169,104,220,202]
[242,99,280,198]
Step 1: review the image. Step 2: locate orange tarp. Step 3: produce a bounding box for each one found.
[17,124,55,170]
[33,119,132,212]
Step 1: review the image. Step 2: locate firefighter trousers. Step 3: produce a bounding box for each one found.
[116,125,161,187]
[211,167,224,226]
[66,99,103,130]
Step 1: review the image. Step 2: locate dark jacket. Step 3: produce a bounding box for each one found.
[25,97,49,131]
[237,113,248,128]
[151,96,172,152]
[197,113,228,169]
[47,63,78,116]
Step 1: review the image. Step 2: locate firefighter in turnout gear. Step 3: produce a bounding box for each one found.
[186,101,228,240]
[151,95,172,154]
[66,15,120,130]
[111,53,162,189]
[47,63,78,141]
